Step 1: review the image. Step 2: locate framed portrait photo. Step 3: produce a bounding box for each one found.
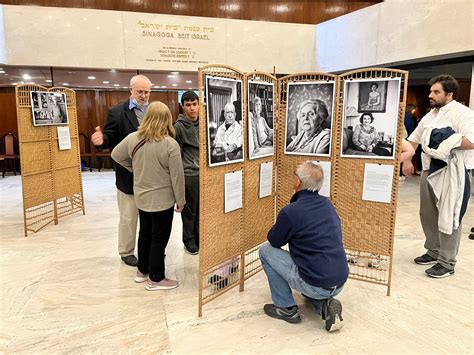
[30,91,69,126]
[284,81,335,157]
[341,77,401,159]
[205,76,244,167]
[358,80,388,113]
[247,80,274,160]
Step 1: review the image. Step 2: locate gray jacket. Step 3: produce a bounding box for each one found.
[174,114,199,176]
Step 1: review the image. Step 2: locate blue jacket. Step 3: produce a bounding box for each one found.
[267,189,349,288]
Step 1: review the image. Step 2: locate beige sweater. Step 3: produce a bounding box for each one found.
[111,132,185,212]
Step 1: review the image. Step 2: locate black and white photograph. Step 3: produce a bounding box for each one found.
[284,81,335,156]
[205,76,243,167]
[248,81,274,160]
[341,78,401,159]
[30,91,69,126]
[358,80,388,113]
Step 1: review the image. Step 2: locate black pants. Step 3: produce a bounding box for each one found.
[182,175,199,246]
[137,207,174,282]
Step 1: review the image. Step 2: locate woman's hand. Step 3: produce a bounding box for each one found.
[175,204,185,213]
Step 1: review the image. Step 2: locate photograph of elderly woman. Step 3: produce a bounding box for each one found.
[248,81,274,160]
[341,78,401,159]
[284,81,335,156]
[206,76,244,167]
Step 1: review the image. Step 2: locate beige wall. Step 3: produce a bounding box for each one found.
[316,0,473,72]
[0,5,316,73]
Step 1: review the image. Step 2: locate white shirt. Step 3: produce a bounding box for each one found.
[408,100,474,170]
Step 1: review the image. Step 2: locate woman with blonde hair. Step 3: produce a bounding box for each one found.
[112,101,185,291]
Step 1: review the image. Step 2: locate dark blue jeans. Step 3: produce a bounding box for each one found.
[137,207,174,282]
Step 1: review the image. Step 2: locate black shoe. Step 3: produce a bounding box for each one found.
[322,298,344,332]
[425,263,455,278]
[263,304,301,324]
[414,253,437,265]
[121,255,138,267]
[184,241,199,255]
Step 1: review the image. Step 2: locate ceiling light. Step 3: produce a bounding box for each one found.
[161,86,167,88]
[88,76,96,80]
[45,79,52,83]
[167,75,175,78]
[172,84,178,87]
[171,71,179,75]
[185,80,192,83]
[0,71,5,74]
[188,87,193,90]
[153,85,160,89]
[12,82,18,85]
[4,74,9,76]
[22,74,31,80]
[122,86,127,89]
[102,81,109,84]
[62,83,69,86]
[113,84,120,87]
[110,69,116,72]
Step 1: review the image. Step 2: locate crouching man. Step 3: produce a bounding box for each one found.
[259,161,348,332]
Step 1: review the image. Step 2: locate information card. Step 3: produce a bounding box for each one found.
[224,170,243,213]
[362,163,394,203]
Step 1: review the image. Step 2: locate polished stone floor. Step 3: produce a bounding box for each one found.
[1,171,473,353]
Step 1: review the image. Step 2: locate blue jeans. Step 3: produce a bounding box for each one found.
[259,242,344,313]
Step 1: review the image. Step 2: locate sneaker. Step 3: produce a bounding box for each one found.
[263,304,301,324]
[121,255,138,267]
[184,241,199,255]
[145,278,179,291]
[322,298,344,332]
[414,253,437,265]
[425,263,454,278]
[134,270,149,283]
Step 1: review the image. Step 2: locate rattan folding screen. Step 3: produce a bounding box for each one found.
[198,66,408,314]
[15,85,85,237]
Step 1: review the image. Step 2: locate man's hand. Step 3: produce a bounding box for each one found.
[175,204,185,213]
[226,143,237,152]
[402,160,415,176]
[359,144,367,151]
[91,126,104,146]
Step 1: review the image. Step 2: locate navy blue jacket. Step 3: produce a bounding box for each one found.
[267,189,349,289]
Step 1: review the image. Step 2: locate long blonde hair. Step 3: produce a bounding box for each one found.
[138,101,175,141]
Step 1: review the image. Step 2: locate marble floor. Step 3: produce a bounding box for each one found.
[1,171,473,354]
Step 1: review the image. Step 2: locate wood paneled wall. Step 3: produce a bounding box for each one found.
[0,87,179,140]
[0,0,381,24]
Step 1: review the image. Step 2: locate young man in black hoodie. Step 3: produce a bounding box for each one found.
[174,91,200,254]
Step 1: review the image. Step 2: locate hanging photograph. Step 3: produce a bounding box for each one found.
[284,81,335,157]
[206,76,244,167]
[248,80,274,160]
[358,81,388,113]
[341,78,401,159]
[30,91,69,126]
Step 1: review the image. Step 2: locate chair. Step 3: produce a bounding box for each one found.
[95,147,114,172]
[0,133,20,178]
[79,132,93,172]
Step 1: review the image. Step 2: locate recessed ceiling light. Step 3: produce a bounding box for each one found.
[172,84,178,87]
[188,87,193,90]
[102,81,109,84]
[171,71,179,75]
[0,71,5,74]
[4,74,9,76]
[153,85,160,89]
[161,86,167,88]
[12,82,18,85]
[113,84,120,87]
[167,75,175,78]
[122,86,127,89]
[22,74,31,80]
[110,69,116,72]
[185,80,192,83]
[45,79,52,83]
[88,76,96,80]
[62,83,69,86]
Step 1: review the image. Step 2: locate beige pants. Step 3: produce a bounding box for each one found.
[117,189,138,257]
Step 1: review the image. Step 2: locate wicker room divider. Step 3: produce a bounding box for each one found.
[15,85,85,237]
[197,66,408,314]
[331,69,408,295]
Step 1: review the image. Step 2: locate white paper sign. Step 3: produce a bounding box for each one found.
[259,162,273,198]
[312,160,331,197]
[57,126,71,150]
[362,164,394,203]
[224,170,243,213]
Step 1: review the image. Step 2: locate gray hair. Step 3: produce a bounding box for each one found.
[295,161,324,192]
[129,74,152,88]
[224,102,236,113]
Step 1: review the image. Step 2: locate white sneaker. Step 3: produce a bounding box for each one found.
[134,270,149,283]
[145,278,179,291]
